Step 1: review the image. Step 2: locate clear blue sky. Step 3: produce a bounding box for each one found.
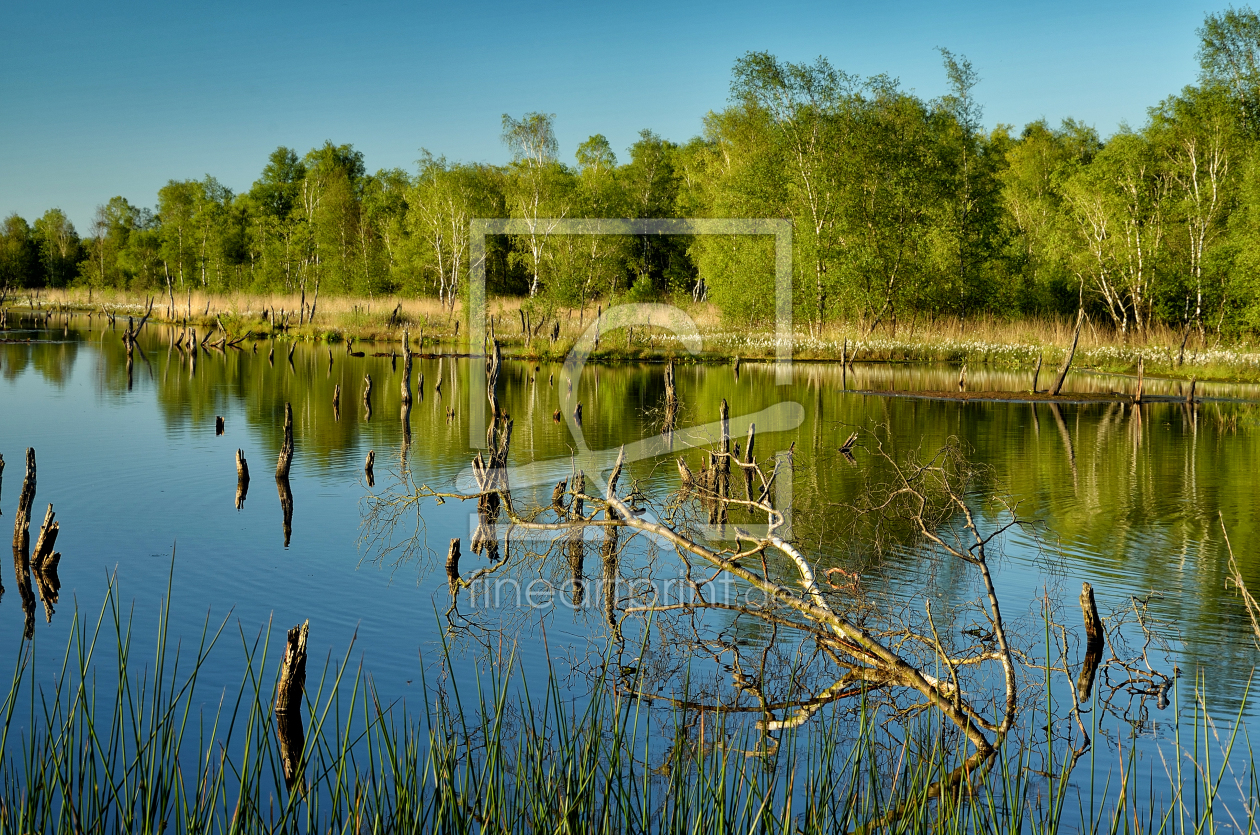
[0,0,1222,231]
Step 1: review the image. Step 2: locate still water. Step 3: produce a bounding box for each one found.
[2,315,1259,815]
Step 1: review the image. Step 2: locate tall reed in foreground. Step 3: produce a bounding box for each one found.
[0,580,1253,833]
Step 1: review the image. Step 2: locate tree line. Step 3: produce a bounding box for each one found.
[6,9,1260,336]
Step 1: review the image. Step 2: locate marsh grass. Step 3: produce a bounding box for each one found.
[21,287,1260,381]
[0,575,1253,834]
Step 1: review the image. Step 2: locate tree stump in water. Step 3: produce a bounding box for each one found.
[362,374,372,409]
[12,449,35,554]
[1076,582,1106,702]
[275,403,294,479]
[31,504,59,571]
[215,416,224,436]
[445,538,461,588]
[400,330,412,405]
[365,450,375,487]
[275,621,309,791]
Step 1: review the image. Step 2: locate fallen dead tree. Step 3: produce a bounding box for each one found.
[362,424,1026,811]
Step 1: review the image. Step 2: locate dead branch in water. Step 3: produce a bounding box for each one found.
[362,426,1023,811]
[1222,514,1260,647]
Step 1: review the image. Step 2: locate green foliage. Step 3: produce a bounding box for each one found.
[0,214,40,289]
[25,9,1260,338]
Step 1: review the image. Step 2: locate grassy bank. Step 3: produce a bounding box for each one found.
[10,287,1260,384]
[0,577,1252,833]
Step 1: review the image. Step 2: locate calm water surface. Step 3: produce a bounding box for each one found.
[2,315,1259,815]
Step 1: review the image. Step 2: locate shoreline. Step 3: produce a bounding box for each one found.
[7,287,1260,386]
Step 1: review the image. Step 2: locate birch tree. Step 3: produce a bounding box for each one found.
[502,113,572,297]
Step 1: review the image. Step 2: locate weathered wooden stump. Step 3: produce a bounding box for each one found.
[276,403,294,479]
[12,449,35,555]
[445,538,461,588]
[215,416,225,436]
[1076,582,1106,703]
[275,621,309,791]
[31,503,59,571]
[400,330,412,405]
[365,450,375,487]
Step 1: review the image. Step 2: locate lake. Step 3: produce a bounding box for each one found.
[2,312,1258,826]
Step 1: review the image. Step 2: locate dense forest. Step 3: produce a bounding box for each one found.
[6,9,1260,336]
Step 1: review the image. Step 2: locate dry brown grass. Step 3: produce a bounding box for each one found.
[801,310,1203,354]
[13,286,1252,372]
[33,287,456,321]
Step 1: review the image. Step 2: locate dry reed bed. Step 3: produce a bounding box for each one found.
[12,288,1260,381]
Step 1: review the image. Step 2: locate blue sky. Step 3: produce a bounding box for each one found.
[0,0,1219,231]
